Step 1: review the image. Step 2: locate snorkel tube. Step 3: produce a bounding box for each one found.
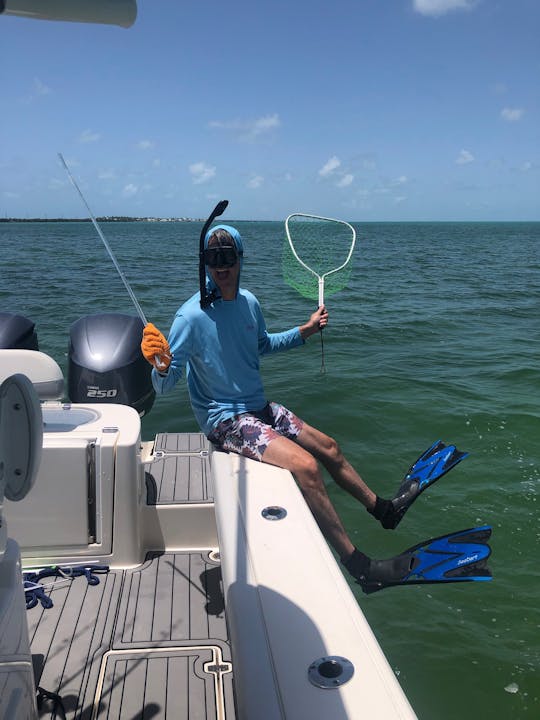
[199,200,229,309]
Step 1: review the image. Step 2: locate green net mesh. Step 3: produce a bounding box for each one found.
[283,215,356,302]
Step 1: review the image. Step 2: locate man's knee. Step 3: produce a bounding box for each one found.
[262,436,319,481]
[274,444,334,500]
[319,434,343,464]
[291,452,321,487]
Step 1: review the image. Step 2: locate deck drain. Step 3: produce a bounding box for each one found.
[308,656,354,688]
[261,506,287,521]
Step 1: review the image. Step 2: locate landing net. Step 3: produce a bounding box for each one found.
[283,213,356,306]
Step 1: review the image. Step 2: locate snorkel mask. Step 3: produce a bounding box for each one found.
[203,244,239,269]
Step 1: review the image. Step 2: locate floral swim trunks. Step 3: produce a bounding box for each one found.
[207,401,304,462]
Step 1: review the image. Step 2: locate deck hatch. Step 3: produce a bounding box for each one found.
[92,645,232,720]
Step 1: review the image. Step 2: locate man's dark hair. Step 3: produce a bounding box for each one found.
[208,228,235,247]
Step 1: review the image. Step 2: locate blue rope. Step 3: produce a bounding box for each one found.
[23,564,109,609]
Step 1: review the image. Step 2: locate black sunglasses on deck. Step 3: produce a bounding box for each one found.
[204,246,240,268]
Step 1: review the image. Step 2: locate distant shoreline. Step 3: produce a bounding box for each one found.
[0,217,201,223]
[1,217,538,224]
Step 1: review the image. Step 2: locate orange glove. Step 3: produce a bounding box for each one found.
[141,323,172,372]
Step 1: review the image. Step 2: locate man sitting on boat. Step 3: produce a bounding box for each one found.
[141,225,487,593]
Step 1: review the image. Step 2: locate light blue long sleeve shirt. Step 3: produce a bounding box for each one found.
[152,288,304,435]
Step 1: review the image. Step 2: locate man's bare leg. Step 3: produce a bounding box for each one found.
[295,422,378,511]
[261,435,355,560]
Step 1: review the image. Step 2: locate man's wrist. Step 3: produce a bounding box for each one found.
[299,323,315,340]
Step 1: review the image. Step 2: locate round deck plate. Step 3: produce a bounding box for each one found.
[308,656,355,688]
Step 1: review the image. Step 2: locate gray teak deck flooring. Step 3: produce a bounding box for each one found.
[149,433,213,504]
[28,433,235,719]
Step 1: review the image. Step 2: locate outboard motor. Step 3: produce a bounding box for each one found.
[0,312,38,350]
[68,313,155,417]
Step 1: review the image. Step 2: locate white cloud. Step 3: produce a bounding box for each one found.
[251,114,280,135]
[137,140,155,150]
[337,173,354,188]
[318,158,358,188]
[501,107,524,122]
[189,162,216,184]
[33,77,51,96]
[209,113,280,142]
[319,156,341,177]
[79,129,101,144]
[122,184,138,197]
[22,77,52,104]
[413,0,476,17]
[456,149,474,165]
[247,175,264,189]
[392,175,408,186]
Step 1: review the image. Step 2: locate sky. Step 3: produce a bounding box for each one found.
[1,0,539,221]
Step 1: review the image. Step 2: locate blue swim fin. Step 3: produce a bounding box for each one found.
[358,525,492,594]
[386,440,469,529]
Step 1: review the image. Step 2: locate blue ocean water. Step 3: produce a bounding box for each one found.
[1,219,539,718]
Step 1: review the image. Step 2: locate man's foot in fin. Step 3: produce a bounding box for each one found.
[370,440,469,530]
[341,548,371,583]
[344,526,492,595]
[342,548,413,592]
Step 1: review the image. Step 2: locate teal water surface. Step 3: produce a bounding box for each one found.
[2,220,539,718]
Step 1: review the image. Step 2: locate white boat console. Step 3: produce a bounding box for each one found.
[1,350,145,569]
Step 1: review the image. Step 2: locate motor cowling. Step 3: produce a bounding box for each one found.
[0,312,39,350]
[68,313,155,417]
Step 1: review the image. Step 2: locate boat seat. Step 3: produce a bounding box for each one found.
[0,373,43,557]
[0,373,43,719]
[0,349,64,401]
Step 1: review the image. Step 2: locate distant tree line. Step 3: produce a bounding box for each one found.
[0,217,195,223]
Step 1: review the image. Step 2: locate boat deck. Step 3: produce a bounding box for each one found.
[148,432,213,504]
[27,433,236,720]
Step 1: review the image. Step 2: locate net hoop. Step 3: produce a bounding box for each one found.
[285,213,356,306]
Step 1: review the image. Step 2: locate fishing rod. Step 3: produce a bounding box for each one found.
[59,153,169,371]
[57,152,148,325]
